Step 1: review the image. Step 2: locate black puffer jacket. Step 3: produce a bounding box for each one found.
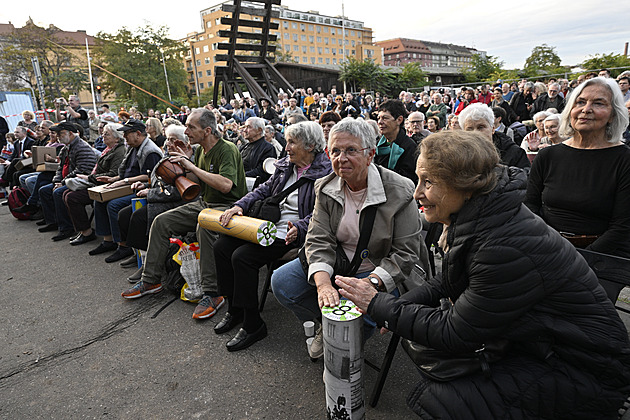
[369,166,630,419]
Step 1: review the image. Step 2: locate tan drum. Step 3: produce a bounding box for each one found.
[155,159,201,201]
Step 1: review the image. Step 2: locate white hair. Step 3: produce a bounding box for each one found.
[458,103,494,129]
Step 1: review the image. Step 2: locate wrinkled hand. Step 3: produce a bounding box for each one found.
[219,206,243,226]
[96,176,114,183]
[24,150,32,158]
[527,138,540,151]
[52,182,62,191]
[136,189,148,198]
[76,174,88,180]
[169,152,194,171]
[106,179,127,189]
[336,275,378,313]
[317,283,340,309]
[131,181,145,191]
[285,221,298,245]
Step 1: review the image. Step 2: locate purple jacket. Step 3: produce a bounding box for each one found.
[235,151,332,246]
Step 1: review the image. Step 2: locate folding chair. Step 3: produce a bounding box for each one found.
[258,248,299,312]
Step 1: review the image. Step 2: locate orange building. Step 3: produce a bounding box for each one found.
[182,1,381,95]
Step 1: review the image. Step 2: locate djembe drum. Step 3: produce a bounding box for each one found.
[155,159,201,201]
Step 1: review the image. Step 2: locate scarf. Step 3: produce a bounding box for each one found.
[376,135,404,171]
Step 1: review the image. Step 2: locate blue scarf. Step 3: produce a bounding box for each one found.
[376,135,404,170]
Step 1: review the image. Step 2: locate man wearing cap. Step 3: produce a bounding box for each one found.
[121,108,247,323]
[55,95,90,139]
[88,118,163,261]
[37,122,97,240]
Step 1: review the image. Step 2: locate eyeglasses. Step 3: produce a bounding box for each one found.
[329,147,369,158]
[408,120,424,125]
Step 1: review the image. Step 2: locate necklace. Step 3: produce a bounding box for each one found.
[345,184,367,214]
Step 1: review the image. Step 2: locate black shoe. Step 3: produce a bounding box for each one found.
[226,323,267,352]
[105,246,134,263]
[89,241,117,255]
[13,203,38,213]
[214,312,244,335]
[1,200,8,206]
[127,267,143,283]
[120,254,139,268]
[52,230,76,241]
[70,231,97,246]
[30,210,44,221]
[36,219,48,226]
[38,223,58,233]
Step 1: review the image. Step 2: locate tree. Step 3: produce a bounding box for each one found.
[463,54,503,83]
[95,25,188,112]
[398,62,427,89]
[524,44,562,71]
[581,53,630,78]
[0,21,89,108]
[339,57,392,93]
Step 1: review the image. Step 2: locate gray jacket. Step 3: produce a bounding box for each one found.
[118,136,163,179]
[305,164,429,293]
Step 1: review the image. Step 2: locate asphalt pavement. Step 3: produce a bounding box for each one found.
[0,208,418,419]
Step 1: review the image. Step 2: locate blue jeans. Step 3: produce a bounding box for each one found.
[25,172,54,205]
[271,257,395,338]
[39,184,73,232]
[94,194,135,243]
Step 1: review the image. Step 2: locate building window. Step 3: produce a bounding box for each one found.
[310,46,315,52]
[316,26,321,33]
[302,46,307,53]
[196,59,201,66]
[199,36,204,41]
[323,27,329,33]
[285,45,290,51]
[333,58,337,64]
[208,81,212,87]
[204,57,210,64]
[301,34,306,41]
[325,47,329,54]
[311,57,316,64]
[309,36,314,42]
[293,45,299,51]
[207,21,212,28]
[350,30,355,36]
[284,32,289,39]
[283,21,288,29]
[351,40,355,47]
[215,18,220,25]
[206,69,212,76]
[198,71,202,78]
[332,48,336,54]
[318,57,323,63]
[318,47,322,54]
[203,45,209,52]
[300,23,305,31]
[293,34,298,41]
[292,22,297,29]
[331,28,335,35]
[303,57,307,63]
[317,36,322,43]
[195,47,200,54]
[331,38,336,44]
[309,24,314,31]
[200,83,204,89]
[326,58,330,64]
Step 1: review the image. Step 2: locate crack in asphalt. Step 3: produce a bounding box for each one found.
[0,298,164,387]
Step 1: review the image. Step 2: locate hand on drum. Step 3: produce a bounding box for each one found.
[336,275,378,313]
[168,152,193,171]
[136,189,148,198]
[130,181,145,191]
[317,282,340,309]
[219,206,243,226]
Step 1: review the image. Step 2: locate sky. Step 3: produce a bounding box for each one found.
[2,0,629,69]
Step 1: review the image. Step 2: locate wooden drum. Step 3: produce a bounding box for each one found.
[156,159,201,202]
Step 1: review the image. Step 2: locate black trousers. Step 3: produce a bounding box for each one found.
[118,204,149,251]
[214,234,294,310]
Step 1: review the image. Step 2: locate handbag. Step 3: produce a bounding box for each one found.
[247,177,307,223]
[65,176,93,191]
[401,299,509,382]
[299,206,377,279]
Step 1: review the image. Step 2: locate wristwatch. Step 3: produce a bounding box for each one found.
[124,178,130,184]
[368,276,383,292]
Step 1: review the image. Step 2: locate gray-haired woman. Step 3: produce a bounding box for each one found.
[212,121,333,352]
[271,117,430,359]
[525,76,630,258]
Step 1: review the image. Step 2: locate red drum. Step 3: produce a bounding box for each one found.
[156,159,201,201]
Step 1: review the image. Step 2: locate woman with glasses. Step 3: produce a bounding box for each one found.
[271,117,430,360]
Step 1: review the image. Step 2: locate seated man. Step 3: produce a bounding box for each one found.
[38,122,97,240]
[407,111,431,145]
[121,108,248,323]
[88,119,163,262]
[0,126,35,189]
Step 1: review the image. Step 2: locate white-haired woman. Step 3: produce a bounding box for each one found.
[525,77,630,257]
[63,123,127,245]
[270,117,430,359]
[212,121,333,352]
[520,111,550,152]
[459,103,530,169]
[116,125,194,279]
[538,113,563,148]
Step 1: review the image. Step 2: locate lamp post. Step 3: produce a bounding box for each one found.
[160,48,173,103]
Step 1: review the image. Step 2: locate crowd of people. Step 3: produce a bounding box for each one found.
[2,68,630,418]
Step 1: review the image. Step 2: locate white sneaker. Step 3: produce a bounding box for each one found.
[308,325,323,359]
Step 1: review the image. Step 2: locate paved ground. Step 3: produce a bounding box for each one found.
[2,207,629,419]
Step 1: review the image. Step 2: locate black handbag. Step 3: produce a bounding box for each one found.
[401,299,509,382]
[299,206,377,278]
[246,177,307,223]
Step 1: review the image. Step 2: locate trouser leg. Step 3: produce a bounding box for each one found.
[52,185,73,232]
[106,194,134,243]
[64,189,92,232]
[270,257,320,321]
[39,183,56,224]
[197,203,230,295]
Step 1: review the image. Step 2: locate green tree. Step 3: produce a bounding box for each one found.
[524,44,562,72]
[398,62,427,88]
[463,54,503,83]
[581,53,630,78]
[339,57,392,93]
[0,21,89,108]
[95,25,188,112]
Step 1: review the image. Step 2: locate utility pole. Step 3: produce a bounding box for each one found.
[160,48,172,102]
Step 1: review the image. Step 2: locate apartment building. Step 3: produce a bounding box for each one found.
[376,38,485,69]
[182,1,381,94]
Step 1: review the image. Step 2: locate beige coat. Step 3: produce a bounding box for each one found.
[305,164,429,292]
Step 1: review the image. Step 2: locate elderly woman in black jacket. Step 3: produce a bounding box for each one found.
[338,130,630,419]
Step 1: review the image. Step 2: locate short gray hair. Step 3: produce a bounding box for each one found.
[247,117,266,132]
[544,114,561,124]
[40,120,54,129]
[284,121,326,153]
[104,123,124,142]
[328,117,377,151]
[559,77,629,142]
[533,111,550,122]
[458,103,494,129]
[190,108,221,138]
[524,82,534,90]
[165,125,189,144]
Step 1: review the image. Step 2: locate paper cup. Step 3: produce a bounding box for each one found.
[303,321,315,337]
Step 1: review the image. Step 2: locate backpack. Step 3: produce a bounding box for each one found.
[8,187,31,220]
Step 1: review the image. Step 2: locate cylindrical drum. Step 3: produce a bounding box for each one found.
[322,298,365,420]
[197,208,277,246]
[131,198,147,268]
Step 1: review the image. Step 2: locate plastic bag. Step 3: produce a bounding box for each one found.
[170,238,203,301]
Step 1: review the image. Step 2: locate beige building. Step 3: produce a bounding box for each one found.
[182,1,381,94]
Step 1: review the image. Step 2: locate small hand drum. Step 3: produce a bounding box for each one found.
[156,159,201,201]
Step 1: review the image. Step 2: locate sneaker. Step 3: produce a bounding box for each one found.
[192,295,225,319]
[121,281,163,299]
[308,325,323,359]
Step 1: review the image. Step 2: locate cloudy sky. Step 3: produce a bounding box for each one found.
[2,0,628,69]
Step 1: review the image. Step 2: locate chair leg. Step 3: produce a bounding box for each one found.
[369,333,401,407]
[259,261,274,312]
